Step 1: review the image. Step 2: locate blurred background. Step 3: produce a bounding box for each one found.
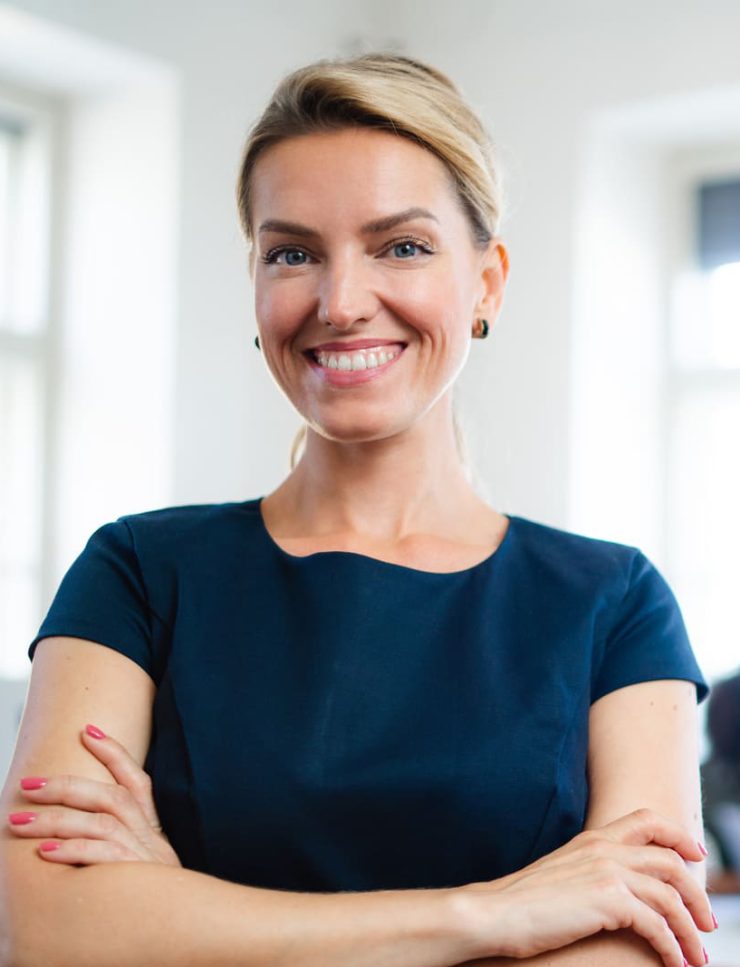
[1,0,739,954]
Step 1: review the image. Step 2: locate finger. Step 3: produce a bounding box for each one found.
[604,808,706,864]
[36,837,139,866]
[622,894,690,967]
[8,802,147,859]
[624,869,707,967]
[79,725,161,829]
[15,775,154,849]
[629,844,716,934]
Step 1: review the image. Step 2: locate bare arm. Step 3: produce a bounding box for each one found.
[453,679,711,967]
[3,858,472,967]
[1,638,476,967]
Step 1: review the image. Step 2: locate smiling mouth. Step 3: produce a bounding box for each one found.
[311,343,406,373]
[307,343,405,366]
[304,343,407,384]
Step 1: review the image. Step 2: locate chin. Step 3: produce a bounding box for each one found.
[305,418,409,446]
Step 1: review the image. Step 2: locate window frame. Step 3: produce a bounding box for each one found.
[0,79,62,680]
[662,143,740,694]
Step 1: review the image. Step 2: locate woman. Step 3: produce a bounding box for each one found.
[2,53,716,967]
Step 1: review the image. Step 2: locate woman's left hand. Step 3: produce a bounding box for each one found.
[7,724,182,868]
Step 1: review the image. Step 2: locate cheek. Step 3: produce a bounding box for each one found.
[255,283,306,330]
[388,264,464,317]
[385,279,465,340]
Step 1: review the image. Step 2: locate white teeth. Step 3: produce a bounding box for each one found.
[315,345,402,372]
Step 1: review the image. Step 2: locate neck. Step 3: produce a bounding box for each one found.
[263,404,495,546]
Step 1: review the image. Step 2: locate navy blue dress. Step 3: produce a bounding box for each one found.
[28,498,709,892]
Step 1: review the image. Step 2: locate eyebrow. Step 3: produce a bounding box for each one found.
[257,206,439,238]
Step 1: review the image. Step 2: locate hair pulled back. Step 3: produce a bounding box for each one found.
[236,52,502,250]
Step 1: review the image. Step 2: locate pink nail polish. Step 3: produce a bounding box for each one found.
[40,841,60,851]
[711,911,718,929]
[9,812,37,825]
[85,724,106,739]
[703,945,709,964]
[20,777,47,790]
[697,840,709,856]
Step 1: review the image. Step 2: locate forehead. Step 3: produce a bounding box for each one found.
[250,127,460,223]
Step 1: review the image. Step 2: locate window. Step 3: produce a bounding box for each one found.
[666,158,740,687]
[0,84,56,680]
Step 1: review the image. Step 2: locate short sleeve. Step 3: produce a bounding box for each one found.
[592,550,710,706]
[28,519,157,681]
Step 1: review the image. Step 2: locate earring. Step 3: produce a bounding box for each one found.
[254,335,260,351]
[474,318,489,339]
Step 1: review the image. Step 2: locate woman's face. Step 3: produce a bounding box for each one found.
[249,126,508,445]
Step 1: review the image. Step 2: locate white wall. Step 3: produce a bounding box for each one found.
[0,7,179,595]
[569,132,666,555]
[571,99,740,565]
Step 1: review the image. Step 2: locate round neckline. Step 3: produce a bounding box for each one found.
[251,496,517,577]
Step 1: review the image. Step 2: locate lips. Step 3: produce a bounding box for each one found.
[305,341,406,385]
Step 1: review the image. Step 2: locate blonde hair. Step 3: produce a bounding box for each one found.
[235,52,503,480]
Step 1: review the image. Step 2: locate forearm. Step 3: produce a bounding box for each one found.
[4,856,473,967]
[455,928,666,965]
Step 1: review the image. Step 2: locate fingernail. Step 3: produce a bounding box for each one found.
[40,841,61,851]
[711,911,719,929]
[697,840,709,856]
[9,812,37,825]
[683,958,688,966]
[85,724,106,739]
[20,777,47,790]
[704,945,709,963]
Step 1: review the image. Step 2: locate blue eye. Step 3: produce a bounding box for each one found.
[261,247,309,266]
[387,237,434,260]
[392,241,420,259]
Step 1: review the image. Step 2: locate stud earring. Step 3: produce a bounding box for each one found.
[254,335,260,351]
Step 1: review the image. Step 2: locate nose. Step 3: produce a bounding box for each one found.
[317,253,378,330]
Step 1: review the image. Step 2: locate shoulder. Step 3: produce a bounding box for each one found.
[108,498,260,557]
[116,497,255,531]
[508,514,642,600]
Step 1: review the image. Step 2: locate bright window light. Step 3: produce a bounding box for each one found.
[707,260,740,365]
[0,99,51,680]
[671,260,740,369]
[669,385,740,680]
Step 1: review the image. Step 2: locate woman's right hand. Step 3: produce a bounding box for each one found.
[454,808,715,967]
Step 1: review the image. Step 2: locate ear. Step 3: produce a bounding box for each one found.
[476,238,509,322]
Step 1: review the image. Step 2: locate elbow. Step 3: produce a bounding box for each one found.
[0,849,23,967]
[1,845,75,967]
